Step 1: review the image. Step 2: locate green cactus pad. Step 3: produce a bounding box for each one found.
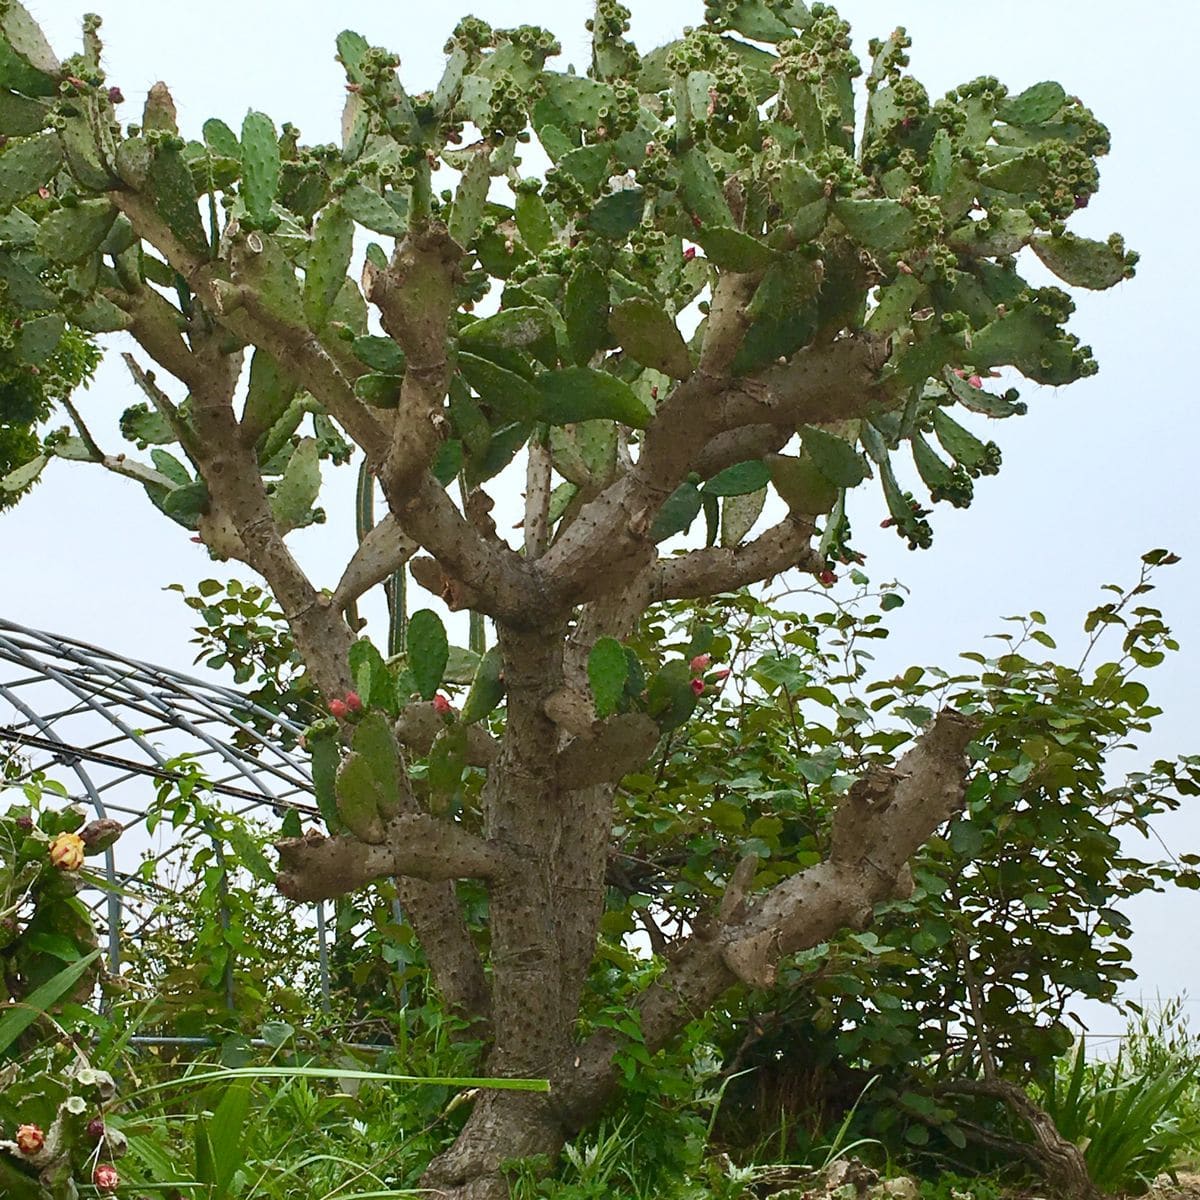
[161,479,208,528]
[145,142,208,257]
[334,751,387,843]
[339,183,408,237]
[0,132,61,211]
[269,436,320,532]
[15,311,62,363]
[34,199,116,264]
[202,118,240,159]
[587,637,628,720]
[310,736,341,830]
[610,299,692,379]
[720,485,767,547]
[352,335,406,374]
[351,711,402,818]
[564,261,610,366]
[0,2,59,79]
[304,201,354,330]
[242,350,298,445]
[236,235,304,325]
[515,190,553,254]
[0,88,47,135]
[650,480,702,542]
[549,420,616,488]
[767,452,839,517]
[695,226,776,272]
[646,659,698,732]
[1031,232,1136,290]
[584,188,645,239]
[448,149,491,249]
[349,639,392,712]
[427,724,468,807]
[799,425,868,488]
[407,609,449,701]
[702,460,771,497]
[71,296,131,332]
[948,210,1034,258]
[833,198,914,253]
[240,111,281,231]
[353,373,403,409]
[458,353,540,423]
[460,645,505,725]
[460,306,555,352]
[150,449,190,485]
[535,367,650,428]
[998,81,1067,126]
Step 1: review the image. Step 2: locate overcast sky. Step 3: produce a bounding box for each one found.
[4,0,1196,1035]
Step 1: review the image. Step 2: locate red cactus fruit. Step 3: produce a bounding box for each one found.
[94,1164,120,1192]
[15,1124,44,1155]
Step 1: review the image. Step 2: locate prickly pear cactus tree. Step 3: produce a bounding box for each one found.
[1,0,1136,1193]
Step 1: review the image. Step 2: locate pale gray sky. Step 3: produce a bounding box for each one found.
[4,1,1197,1031]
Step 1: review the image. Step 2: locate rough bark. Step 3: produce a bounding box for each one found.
[98,142,974,1200]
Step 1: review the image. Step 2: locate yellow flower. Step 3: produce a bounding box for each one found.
[48,832,86,871]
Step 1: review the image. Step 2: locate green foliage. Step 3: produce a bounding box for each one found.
[0,0,1131,556]
[597,552,1195,1169]
[1038,1011,1200,1194]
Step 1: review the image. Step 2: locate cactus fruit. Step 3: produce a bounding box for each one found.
[49,831,85,870]
[15,1123,45,1155]
[93,1164,120,1192]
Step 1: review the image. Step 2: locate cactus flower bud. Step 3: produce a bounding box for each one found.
[345,691,363,713]
[682,246,696,261]
[690,678,705,697]
[711,668,731,682]
[15,1124,45,1155]
[329,698,349,719]
[49,832,86,871]
[432,694,453,716]
[15,814,33,830]
[689,654,711,672]
[80,819,122,853]
[967,374,982,388]
[87,1117,105,1140]
[108,86,124,104]
[94,1164,120,1192]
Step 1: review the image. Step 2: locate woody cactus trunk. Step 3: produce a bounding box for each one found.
[0,0,1135,1194]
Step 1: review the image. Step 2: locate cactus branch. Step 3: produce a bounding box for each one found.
[276,815,514,902]
[538,335,886,607]
[651,516,822,600]
[331,515,419,612]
